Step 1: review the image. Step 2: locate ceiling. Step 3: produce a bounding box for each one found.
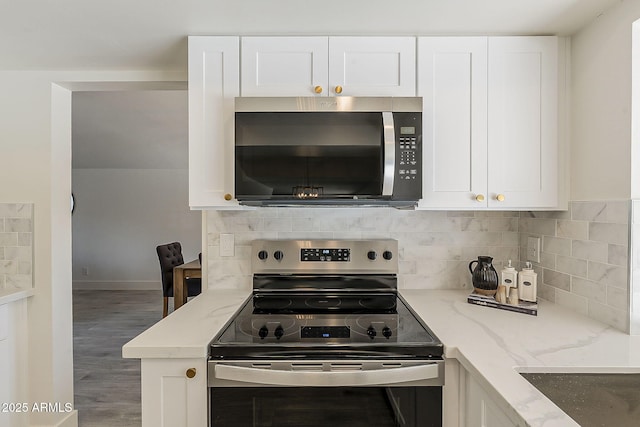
[53,0,620,170]
[0,0,620,72]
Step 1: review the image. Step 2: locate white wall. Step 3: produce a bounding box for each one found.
[571,0,640,200]
[0,70,184,426]
[72,169,201,290]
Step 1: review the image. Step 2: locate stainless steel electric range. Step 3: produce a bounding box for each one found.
[208,240,444,427]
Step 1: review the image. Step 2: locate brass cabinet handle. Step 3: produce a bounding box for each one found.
[496,194,505,202]
[334,85,343,94]
[475,194,485,202]
[186,368,197,379]
[224,193,233,201]
[314,85,323,94]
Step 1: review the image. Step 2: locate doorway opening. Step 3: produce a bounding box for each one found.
[52,80,202,425]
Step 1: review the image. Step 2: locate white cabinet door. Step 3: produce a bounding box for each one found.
[188,36,241,209]
[465,374,518,427]
[329,37,416,96]
[141,358,208,427]
[241,37,416,97]
[487,37,558,208]
[417,37,488,209]
[418,36,561,210]
[241,37,329,96]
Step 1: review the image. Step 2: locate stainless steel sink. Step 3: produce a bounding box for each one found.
[520,373,640,427]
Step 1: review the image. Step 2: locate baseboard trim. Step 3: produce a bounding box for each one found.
[72,281,159,291]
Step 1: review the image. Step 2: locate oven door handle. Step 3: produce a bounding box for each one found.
[214,363,439,387]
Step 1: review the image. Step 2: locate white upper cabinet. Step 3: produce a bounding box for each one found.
[328,37,416,96]
[188,36,241,209]
[189,35,564,210]
[487,37,559,208]
[241,37,329,97]
[418,37,488,209]
[418,36,562,209]
[241,37,416,97]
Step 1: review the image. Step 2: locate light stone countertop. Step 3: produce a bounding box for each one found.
[401,289,640,427]
[122,288,640,426]
[122,290,249,359]
[0,288,35,306]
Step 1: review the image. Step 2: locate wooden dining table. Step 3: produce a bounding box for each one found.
[173,259,202,310]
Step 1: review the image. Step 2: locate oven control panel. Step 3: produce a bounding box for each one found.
[301,248,350,262]
[301,326,350,339]
[240,315,397,343]
[252,239,398,274]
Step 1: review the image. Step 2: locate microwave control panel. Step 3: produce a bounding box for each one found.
[393,112,422,200]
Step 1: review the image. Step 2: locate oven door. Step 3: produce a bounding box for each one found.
[208,359,443,427]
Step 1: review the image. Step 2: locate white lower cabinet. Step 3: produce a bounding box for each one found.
[443,358,522,427]
[141,358,208,427]
[465,375,517,427]
[0,301,29,427]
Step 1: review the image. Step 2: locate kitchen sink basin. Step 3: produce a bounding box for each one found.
[520,372,640,427]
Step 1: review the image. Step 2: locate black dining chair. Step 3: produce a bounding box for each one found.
[156,242,202,318]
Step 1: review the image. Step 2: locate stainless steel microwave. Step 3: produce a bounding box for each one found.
[234,97,422,207]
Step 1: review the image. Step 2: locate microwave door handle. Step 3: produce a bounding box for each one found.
[214,363,439,387]
[382,112,395,197]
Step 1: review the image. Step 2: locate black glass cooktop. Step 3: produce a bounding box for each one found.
[210,294,443,360]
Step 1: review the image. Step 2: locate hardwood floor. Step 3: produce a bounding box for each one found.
[73,290,164,427]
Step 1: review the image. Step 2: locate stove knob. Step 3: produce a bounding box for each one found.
[274,250,284,261]
[367,250,377,261]
[383,250,393,261]
[258,326,269,339]
[258,250,268,261]
[367,326,377,340]
[274,325,284,340]
[382,327,392,339]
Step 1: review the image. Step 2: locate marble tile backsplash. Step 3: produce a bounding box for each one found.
[520,201,630,332]
[206,201,633,332]
[0,203,33,291]
[206,208,521,292]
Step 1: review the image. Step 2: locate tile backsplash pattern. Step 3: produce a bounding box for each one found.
[0,203,33,291]
[206,208,521,292]
[520,201,629,332]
